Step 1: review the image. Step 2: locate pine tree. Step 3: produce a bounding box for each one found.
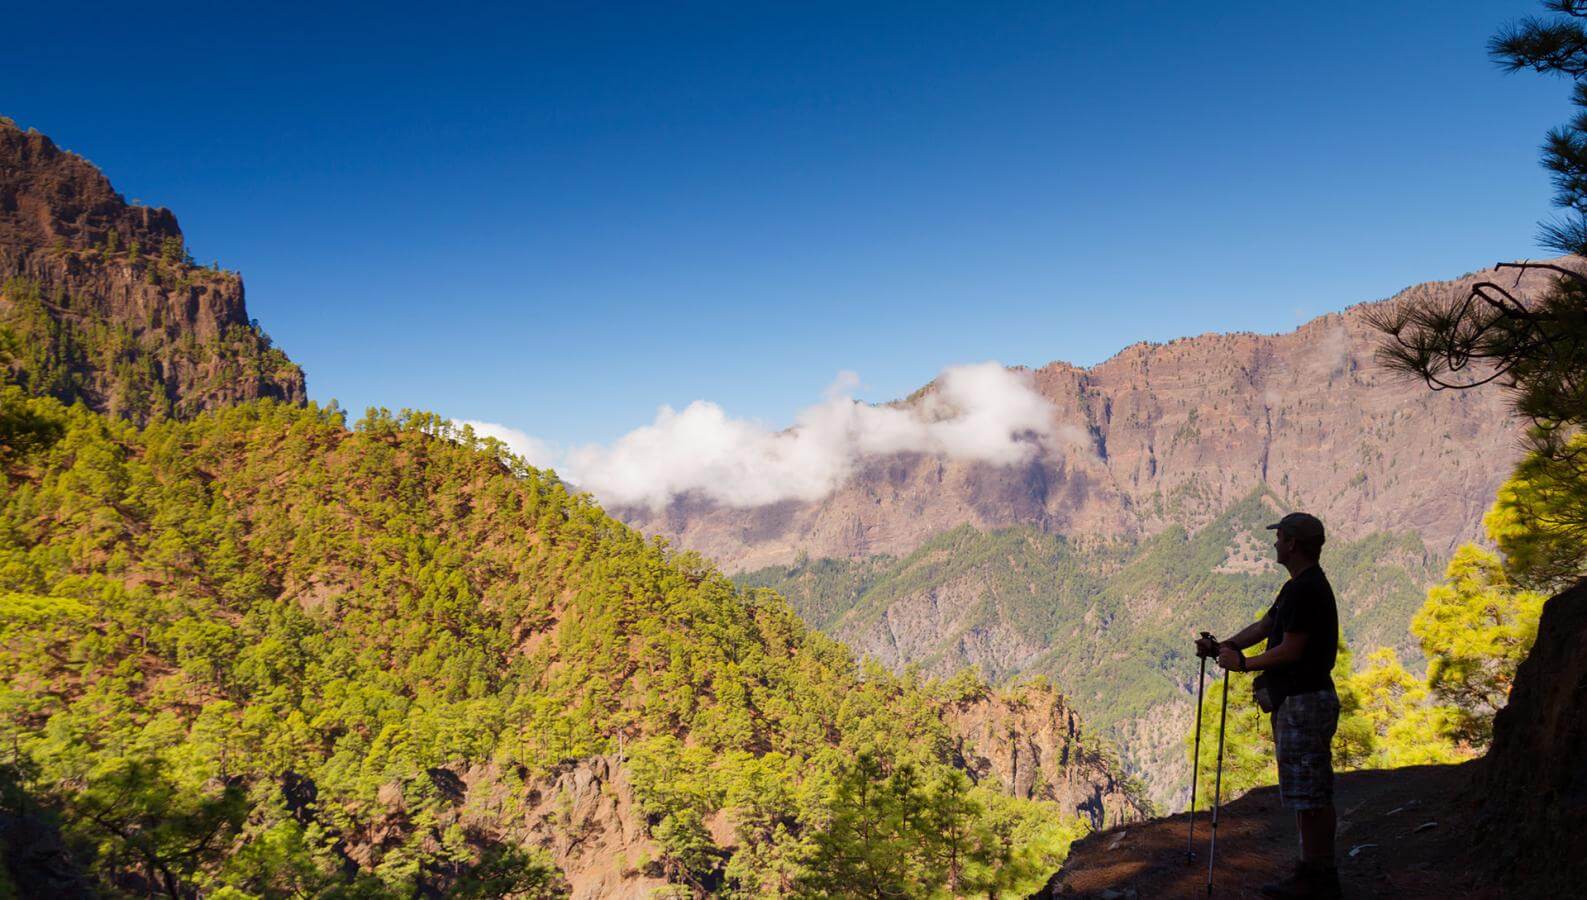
[1349,649,1465,767]
[1483,433,1587,589]
[1368,0,1587,584]
[801,754,917,898]
[1412,545,1546,746]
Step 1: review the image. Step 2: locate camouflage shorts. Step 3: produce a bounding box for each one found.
[1270,688,1340,811]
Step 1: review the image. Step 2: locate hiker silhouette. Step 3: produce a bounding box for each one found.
[1195,512,1340,899]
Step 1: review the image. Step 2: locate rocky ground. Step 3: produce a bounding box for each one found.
[1046,762,1506,899]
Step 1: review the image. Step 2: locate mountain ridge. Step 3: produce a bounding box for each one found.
[618,264,1540,573]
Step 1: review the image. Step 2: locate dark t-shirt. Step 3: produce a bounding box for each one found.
[1263,564,1339,706]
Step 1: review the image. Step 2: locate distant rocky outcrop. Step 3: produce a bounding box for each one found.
[0,117,304,421]
[944,681,1149,828]
[460,756,665,899]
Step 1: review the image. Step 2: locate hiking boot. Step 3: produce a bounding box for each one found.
[1259,860,1341,899]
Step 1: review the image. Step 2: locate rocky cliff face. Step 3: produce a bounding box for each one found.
[621,264,1539,573]
[1474,578,1587,894]
[943,681,1148,828]
[462,756,667,899]
[0,117,304,421]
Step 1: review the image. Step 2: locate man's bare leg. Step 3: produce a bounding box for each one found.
[1298,806,1336,864]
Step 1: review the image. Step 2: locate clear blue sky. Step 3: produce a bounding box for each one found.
[2,1,1569,446]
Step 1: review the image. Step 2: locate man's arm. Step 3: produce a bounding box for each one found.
[1221,613,1273,651]
[1219,630,1308,672]
[1195,613,1272,658]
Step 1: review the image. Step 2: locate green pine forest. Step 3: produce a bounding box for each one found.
[0,383,1103,897]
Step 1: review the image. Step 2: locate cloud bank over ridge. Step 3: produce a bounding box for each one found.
[457,361,1059,510]
[450,419,558,470]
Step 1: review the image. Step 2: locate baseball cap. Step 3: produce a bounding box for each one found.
[1266,512,1325,540]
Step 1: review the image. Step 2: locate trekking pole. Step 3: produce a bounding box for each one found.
[1186,633,1211,864]
[1206,668,1230,896]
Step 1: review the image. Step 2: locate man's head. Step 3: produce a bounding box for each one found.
[1267,512,1326,567]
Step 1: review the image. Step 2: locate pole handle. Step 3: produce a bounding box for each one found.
[1196,631,1218,659]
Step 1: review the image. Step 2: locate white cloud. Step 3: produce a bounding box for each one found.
[460,362,1060,510]
[824,369,862,400]
[451,419,559,469]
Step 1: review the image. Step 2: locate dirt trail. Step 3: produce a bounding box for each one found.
[1047,763,1505,899]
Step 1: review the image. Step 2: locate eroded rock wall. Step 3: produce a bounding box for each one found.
[945,684,1151,827]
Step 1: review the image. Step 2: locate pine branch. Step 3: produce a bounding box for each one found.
[1491,18,1587,76]
[1493,260,1587,289]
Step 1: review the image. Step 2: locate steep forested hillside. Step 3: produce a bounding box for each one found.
[0,388,1144,897]
[740,490,1439,806]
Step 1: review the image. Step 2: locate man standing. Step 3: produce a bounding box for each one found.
[1196,512,1340,899]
